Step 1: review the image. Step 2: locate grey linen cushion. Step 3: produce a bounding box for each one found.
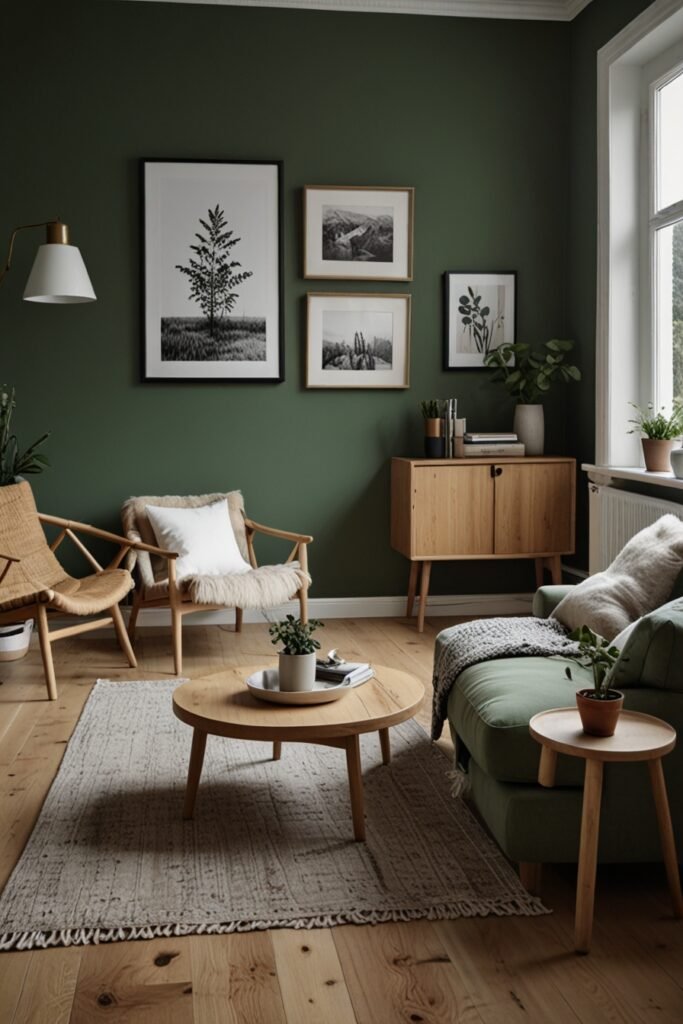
[552,514,683,641]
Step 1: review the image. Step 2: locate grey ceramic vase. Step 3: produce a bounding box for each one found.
[513,404,544,456]
[670,446,683,480]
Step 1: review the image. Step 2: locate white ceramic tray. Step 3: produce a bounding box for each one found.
[245,668,374,705]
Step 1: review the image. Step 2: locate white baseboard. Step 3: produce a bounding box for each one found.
[131,592,534,628]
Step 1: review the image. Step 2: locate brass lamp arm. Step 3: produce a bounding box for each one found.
[0,220,67,288]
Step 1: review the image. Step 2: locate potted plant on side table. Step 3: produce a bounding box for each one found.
[627,401,683,473]
[564,625,623,737]
[269,614,323,692]
[484,340,581,455]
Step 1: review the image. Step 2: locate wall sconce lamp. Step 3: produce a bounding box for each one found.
[0,220,96,304]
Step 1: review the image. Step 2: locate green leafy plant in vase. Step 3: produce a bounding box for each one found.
[420,399,445,457]
[564,625,624,736]
[484,340,580,456]
[0,386,50,486]
[627,401,683,473]
[269,614,323,693]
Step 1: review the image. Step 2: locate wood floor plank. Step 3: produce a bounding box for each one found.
[0,949,31,1024]
[271,927,357,1024]
[333,920,485,1024]
[10,946,81,1024]
[190,932,286,1024]
[70,937,194,1023]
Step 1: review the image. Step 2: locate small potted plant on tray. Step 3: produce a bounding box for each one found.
[627,401,683,473]
[564,625,623,737]
[269,615,323,692]
[420,400,445,458]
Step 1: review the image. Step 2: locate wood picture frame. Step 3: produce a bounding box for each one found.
[141,158,284,382]
[443,271,516,370]
[304,186,414,281]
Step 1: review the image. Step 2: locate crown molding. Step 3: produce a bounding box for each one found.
[127,0,594,22]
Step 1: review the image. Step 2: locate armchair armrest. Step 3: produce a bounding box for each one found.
[532,584,575,619]
[38,513,177,559]
[244,518,313,544]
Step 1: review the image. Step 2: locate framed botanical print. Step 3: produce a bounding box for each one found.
[142,159,283,382]
[443,271,516,369]
[304,186,414,281]
[306,292,411,389]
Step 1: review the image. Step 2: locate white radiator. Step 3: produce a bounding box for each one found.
[589,484,683,573]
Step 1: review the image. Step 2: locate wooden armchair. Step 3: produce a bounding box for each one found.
[0,481,176,699]
[122,491,312,674]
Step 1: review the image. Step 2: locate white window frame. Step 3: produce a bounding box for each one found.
[596,0,683,470]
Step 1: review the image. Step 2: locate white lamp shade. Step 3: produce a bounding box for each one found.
[23,243,96,304]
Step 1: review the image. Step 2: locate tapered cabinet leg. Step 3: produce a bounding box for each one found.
[548,555,562,585]
[183,728,208,820]
[379,728,391,765]
[110,603,137,668]
[575,758,604,953]
[272,741,282,761]
[36,605,58,701]
[172,609,183,675]
[534,558,544,589]
[417,561,432,634]
[406,561,420,619]
[345,734,366,841]
[648,758,683,918]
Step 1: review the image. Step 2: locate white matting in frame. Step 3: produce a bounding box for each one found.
[307,292,411,389]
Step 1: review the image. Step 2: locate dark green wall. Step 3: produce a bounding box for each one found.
[2,0,594,598]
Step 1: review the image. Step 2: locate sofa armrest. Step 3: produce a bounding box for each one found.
[612,598,683,693]
[532,585,576,619]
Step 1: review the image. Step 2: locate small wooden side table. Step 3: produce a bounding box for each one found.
[530,707,683,954]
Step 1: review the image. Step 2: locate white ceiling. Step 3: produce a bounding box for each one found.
[128,0,594,22]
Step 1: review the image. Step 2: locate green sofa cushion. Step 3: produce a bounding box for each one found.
[612,597,683,692]
[447,656,591,786]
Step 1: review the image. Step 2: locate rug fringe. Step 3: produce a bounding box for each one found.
[0,896,549,951]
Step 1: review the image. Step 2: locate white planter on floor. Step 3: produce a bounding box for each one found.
[278,652,317,692]
[514,404,545,456]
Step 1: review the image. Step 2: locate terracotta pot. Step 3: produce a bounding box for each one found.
[424,417,443,438]
[641,438,675,472]
[576,688,624,737]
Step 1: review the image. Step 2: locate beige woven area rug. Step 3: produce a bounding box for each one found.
[0,680,547,950]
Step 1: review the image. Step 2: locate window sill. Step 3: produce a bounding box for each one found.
[582,463,683,492]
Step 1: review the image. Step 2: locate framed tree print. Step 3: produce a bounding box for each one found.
[443,271,516,369]
[142,159,283,382]
[304,186,414,281]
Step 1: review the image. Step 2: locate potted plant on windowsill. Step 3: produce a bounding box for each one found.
[484,340,581,456]
[420,400,445,458]
[627,401,683,473]
[269,614,323,692]
[564,625,623,737]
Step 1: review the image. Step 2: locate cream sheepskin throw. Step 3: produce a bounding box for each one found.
[121,491,310,609]
[552,514,683,640]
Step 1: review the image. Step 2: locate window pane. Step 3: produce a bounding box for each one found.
[655,219,683,409]
[657,70,683,211]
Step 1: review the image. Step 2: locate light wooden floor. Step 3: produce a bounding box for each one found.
[0,617,682,1024]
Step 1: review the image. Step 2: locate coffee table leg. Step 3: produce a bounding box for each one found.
[379,728,391,765]
[345,734,366,841]
[272,741,282,761]
[648,758,683,918]
[183,728,207,820]
[575,758,603,954]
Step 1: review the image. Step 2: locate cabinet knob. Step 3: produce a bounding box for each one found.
[490,465,503,478]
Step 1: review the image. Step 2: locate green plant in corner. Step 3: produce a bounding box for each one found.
[564,625,622,699]
[484,339,581,403]
[0,386,50,487]
[268,614,323,655]
[627,401,683,440]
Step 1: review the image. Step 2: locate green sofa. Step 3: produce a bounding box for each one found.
[446,583,683,868]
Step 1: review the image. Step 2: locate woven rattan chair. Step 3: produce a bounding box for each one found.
[122,491,312,675]
[0,481,176,700]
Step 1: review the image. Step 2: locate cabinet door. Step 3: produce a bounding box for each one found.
[494,462,574,555]
[413,466,494,557]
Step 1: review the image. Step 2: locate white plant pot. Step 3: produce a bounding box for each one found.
[670,446,683,480]
[513,404,545,456]
[278,652,317,692]
[0,619,34,662]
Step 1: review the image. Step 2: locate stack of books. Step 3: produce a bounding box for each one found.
[457,432,525,457]
[315,660,374,685]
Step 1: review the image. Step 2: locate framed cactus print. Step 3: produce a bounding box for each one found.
[443,271,516,369]
[141,159,283,382]
[306,292,411,389]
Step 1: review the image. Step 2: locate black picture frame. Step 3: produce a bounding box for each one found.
[443,271,516,370]
[141,158,284,383]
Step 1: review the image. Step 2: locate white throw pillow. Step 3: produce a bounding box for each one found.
[145,499,251,580]
[552,514,683,641]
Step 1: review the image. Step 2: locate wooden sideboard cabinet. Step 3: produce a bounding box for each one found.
[391,457,576,631]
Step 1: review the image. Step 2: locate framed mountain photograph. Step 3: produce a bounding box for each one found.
[304,186,414,281]
[142,159,283,382]
[306,292,411,389]
[443,271,516,369]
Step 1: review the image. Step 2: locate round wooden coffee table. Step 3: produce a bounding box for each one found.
[172,664,424,841]
[530,707,683,954]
